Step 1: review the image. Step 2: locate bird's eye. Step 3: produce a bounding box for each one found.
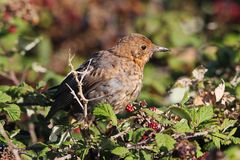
[141,45,147,50]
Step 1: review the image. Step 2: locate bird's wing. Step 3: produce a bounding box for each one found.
[46,51,113,119]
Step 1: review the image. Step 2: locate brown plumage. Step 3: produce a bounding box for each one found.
[46,33,169,119]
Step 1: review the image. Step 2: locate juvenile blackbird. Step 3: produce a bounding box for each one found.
[46,33,169,119]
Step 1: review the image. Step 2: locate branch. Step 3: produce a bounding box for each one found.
[173,131,209,140]
[66,83,84,111]
[185,131,209,139]
[111,127,131,140]
[67,53,93,119]
[0,71,20,85]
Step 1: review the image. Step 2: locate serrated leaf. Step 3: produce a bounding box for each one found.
[132,128,151,143]
[143,109,172,125]
[196,105,213,125]
[155,133,176,151]
[140,150,152,160]
[173,120,193,133]
[0,91,12,102]
[76,143,90,160]
[38,147,51,158]
[169,106,192,122]
[180,91,189,106]
[125,156,134,160]
[3,104,21,121]
[230,137,240,144]
[228,128,237,137]
[212,136,221,148]
[219,119,237,132]
[193,141,203,158]
[93,104,117,126]
[111,147,129,156]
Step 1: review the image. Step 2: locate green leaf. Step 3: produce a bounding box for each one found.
[212,136,221,148]
[180,91,189,106]
[76,143,90,160]
[3,104,21,121]
[143,109,172,125]
[140,150,152,160]
[38,147,51,158]
[126,130,133,141]
[193,141,203,158]
[125,156,134,160]
[219,119,237,132]
[195,105,213,125]
[212,132,228,139]
[10,129,20,138]
[169,106,192,122]
[93,104,118,126]
[0,91,12,102]
[132,128,151,143]
[228,128,237,137]
[155,133,176,151]
[111,147,129,157]
[174,120,193,133]
[230,137,240,144]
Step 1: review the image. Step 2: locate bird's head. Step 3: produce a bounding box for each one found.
[110,33,169,69]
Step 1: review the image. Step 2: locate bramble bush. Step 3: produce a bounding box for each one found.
[0,64,239,159]
[0,0,240,159]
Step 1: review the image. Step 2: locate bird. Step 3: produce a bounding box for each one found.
[46,33,169,120]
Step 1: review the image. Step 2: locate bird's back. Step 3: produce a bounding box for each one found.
[46,50,143,119]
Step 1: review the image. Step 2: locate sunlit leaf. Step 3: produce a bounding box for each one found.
[111,147,129,157]
[169,106,192,122]
[93,104,117,126]
[0,91,12,102]
[3,104,21,121]
[155,133,176,151]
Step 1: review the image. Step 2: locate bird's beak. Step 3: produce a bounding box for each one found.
[153,45,170,53]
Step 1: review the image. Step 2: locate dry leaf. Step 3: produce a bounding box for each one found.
[193,95,204,106]
[221,92,236,105]
[214,80,225,102]
[174,77,192,88]
[192,66,208,81]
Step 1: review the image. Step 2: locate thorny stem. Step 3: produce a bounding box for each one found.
[66,83,84,111]
[111,127,131,140]
[67,53,93,123]
[173,131,209,140]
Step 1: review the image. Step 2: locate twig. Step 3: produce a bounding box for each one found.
[54,154,71,160]
[0,71,20,85]
[173,131,209,140]
[67,53,93,119]
[28,123,37,144]
[66,83,84,111]
[111,127,131,140]
[0,122,21,160]
[185,131,209,139]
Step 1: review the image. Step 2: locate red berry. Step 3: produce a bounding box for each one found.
[148,121,159,131]
[73,128,81,134]
[149,106,157,111]
[141,135,148,140]
[126,104,134,112]
[8,25,17,33]
[140,100,147,107]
